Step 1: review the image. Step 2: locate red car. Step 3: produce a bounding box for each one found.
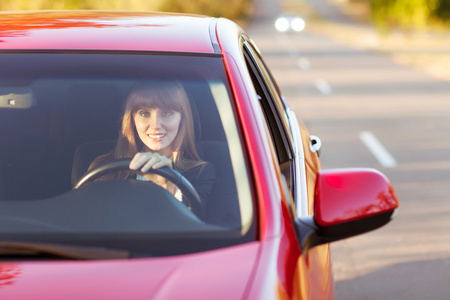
[0,11,398,299]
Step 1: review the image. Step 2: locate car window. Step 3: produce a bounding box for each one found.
[242,41,317,218]
[242,40,297,199]
[0,52,255,257]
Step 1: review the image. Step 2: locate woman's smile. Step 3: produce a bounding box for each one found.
[148,133,166,141]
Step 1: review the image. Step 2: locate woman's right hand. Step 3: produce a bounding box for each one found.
[129,152,178,195]
[129,152,173,173]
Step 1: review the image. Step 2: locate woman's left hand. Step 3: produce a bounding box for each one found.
[129,152,173,173]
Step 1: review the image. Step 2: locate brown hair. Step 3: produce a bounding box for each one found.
[114,80,204,172]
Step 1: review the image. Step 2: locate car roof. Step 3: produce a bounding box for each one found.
[0,11,219,54]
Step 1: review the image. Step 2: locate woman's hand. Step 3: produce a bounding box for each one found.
[129,152,178,195]
[129,152,173,172]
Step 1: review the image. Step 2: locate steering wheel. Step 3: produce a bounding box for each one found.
[73,159,202,215]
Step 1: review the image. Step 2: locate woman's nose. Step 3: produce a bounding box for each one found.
[149,113,161,129]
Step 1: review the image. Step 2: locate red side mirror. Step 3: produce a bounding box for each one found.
[315,168,398,227]
[296,168,398,252]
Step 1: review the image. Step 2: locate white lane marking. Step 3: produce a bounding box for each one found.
[359,131,397,168]
[315,78,333,95]
[297,57,311,70]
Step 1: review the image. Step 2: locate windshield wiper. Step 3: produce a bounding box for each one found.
[0,241,130,260]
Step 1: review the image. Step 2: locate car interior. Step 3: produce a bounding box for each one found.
[0,79,240,227]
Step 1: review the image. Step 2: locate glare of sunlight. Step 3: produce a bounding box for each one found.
[209,82,254,235]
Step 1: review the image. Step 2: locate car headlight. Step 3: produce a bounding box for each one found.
[275,17,289,32]
[291,17,305,32]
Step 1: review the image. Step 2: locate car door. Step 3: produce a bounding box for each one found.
[241,36,335,299]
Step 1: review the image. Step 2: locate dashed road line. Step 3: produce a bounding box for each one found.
[359,131,397,168]
[315,78,333,95]
[297,57,311,70]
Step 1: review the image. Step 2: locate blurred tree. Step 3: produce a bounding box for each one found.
[369,0,450,32]
[0,0,251,20]
[370,0,437,32]
[434,0,450,20]
[159,0,251,19]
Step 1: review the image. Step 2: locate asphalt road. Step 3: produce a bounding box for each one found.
[246,0,450,299]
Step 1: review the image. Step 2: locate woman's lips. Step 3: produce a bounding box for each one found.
[148,133,166,141]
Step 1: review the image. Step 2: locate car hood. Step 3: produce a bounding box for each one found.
[0,242,261,299]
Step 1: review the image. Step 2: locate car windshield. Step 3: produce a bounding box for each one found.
[0,52,254,258]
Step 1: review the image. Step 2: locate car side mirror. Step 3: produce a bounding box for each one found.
[296,168,399,252]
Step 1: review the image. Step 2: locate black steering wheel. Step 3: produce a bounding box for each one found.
[73,159,202,215]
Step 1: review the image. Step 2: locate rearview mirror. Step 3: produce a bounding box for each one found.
[296,168,399,252]
[0,87,34,109]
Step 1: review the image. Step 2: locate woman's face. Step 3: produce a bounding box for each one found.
[134,107,182,157]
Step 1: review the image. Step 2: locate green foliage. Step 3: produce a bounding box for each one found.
[369,0,450,32]
[370,0,436,32]
[159,0,251,19]
[434,0,450,20]
[0,0,251,20]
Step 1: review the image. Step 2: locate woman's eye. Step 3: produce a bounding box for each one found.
[138,110,151,118]
[162,111,173,118]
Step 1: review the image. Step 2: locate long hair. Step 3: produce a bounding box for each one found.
[114,80,204,172]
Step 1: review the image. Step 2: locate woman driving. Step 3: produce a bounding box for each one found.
[88,80,215,218]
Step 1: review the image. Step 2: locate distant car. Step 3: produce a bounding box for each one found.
[0,11,398,299]
[275,13,306,32]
